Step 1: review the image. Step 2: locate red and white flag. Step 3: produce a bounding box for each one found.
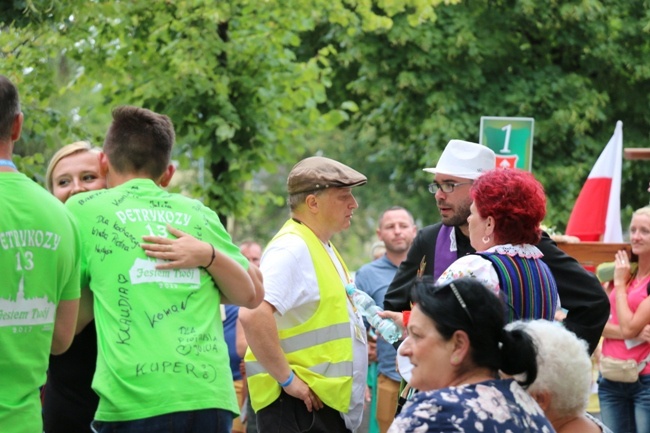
[566,121,623,242]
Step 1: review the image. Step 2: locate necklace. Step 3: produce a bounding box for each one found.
[0,159,16,169]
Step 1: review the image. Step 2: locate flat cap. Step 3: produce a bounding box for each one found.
[287,156,367,195]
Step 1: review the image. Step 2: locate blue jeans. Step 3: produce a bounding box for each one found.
[91,409,233,433]
[599,374,650,433]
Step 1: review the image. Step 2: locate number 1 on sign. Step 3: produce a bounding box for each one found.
[500,124,512,153]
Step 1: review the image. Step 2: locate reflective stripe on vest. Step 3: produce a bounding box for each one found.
[282,322,349,356]
[247,359,353,378]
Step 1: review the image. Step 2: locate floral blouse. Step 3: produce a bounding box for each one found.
[437,244,544,296]
[388,379,555,433]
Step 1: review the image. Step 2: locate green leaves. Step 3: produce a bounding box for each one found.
[323,0,650,234]
[5,0,650,258]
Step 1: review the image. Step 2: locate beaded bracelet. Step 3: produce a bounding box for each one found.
[279,370,295,387]
[205,244,216,268]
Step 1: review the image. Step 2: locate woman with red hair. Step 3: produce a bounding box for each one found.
[437,168,558,322]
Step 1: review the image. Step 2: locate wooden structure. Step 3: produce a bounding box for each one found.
[557,242,630,270]
[624,148,650,160]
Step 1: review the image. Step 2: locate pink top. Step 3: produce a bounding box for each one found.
[602,275,650,375]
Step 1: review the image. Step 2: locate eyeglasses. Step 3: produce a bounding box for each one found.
[449,282,474,325]
[428,181,472,194]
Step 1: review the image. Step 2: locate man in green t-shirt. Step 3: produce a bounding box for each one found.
[0,75,80,433]
[67,106,259,433]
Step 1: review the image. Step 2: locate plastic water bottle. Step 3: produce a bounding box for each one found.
[345,283,402,344]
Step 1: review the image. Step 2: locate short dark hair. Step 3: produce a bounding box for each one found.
[377,206,415,228]
[412,276,538,387]
[103,106,175,178]
[0,75,20,141]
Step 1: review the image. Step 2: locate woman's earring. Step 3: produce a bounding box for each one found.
[482,236,490,244]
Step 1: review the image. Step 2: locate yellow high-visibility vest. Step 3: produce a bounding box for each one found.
[245,219,354,413]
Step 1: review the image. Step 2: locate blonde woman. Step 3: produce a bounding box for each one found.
[45,141,104,203]
[43,142,106,433]
[600,206,650,433]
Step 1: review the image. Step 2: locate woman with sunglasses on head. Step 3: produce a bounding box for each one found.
[388,277,553,432]
[436,168,558,323]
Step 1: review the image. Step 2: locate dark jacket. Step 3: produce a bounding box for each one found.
[384,223,609,354]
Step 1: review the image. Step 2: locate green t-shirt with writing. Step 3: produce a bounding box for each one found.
[66,178,247,422]
[0,172,80,433]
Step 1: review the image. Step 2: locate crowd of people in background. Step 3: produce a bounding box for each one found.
[2,72,650,433]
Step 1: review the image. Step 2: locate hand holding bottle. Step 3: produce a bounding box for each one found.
[345,283,402,343]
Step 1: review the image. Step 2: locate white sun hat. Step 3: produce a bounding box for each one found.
[423,140,496,180]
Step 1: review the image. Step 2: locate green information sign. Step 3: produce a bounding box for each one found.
[479,117,534,171]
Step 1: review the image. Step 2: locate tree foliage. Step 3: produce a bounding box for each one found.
[320,0,650,233]
[1,0,441,221]
[3,0,650,268]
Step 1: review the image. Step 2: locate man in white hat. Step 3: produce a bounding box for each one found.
[384,139,609,355]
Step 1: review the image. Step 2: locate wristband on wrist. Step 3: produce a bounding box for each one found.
[278,370,295,387]
[205,244,216,268]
